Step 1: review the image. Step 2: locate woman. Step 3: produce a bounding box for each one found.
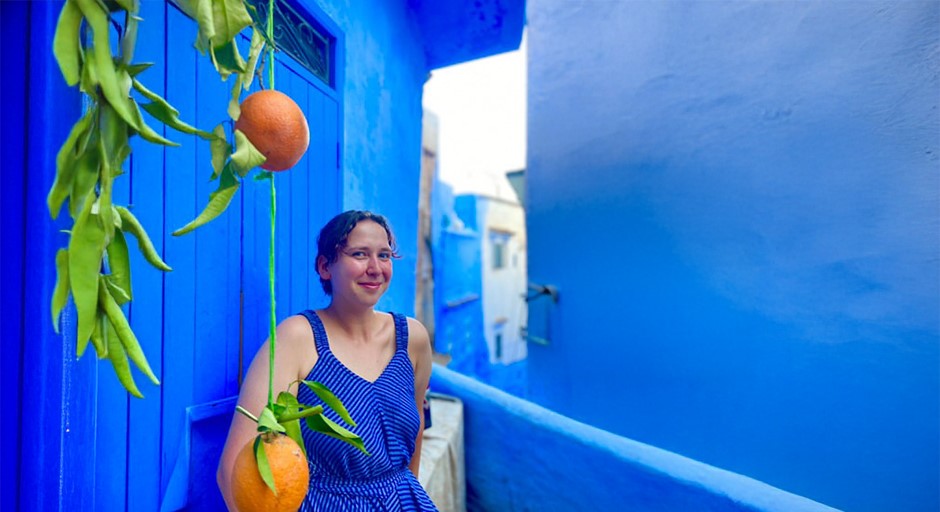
[218,210,436,510]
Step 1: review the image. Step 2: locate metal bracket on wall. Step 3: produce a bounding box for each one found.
[525,283,559,303]
[522,283,559,346]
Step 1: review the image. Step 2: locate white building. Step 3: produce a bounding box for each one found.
[454,175,527,366]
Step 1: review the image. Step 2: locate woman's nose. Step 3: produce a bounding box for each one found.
[366,256,380,273]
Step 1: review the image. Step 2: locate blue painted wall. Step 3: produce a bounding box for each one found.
[526,2,939,512]
[2,1,524,509]
[430,177,488,380]
[312,0,525,316]
[431,364,837,512]
[306,0,425,315]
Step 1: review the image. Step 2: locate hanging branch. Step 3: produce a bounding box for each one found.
[50,0,268,397]
[50,0,365,493]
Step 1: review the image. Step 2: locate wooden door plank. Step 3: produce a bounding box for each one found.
[160,5,199,502]
[192,44,243,406]
[283,69,311,316]
[125,2,169,510]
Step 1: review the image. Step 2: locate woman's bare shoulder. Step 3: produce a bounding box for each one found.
[276,314,318,373]
[405,317,431,354]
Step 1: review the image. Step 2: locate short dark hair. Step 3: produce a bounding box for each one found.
[316,210,400,295]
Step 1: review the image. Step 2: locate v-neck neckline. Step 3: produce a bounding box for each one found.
[313,310,398,385]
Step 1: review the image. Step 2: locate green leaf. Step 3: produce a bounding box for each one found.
[52,249,71,333]
[275,392,307,457]
[231,129,266,176]
[209,0,253,47]
[304,414,368,454]
[171,168,239,236]
[106,316,144,397]
[53,0,83,86]
[116,206,172,271]
[228,74,244,120]
[302,380,357,426]
[254,436,278,495]
[105,229,133,304]
[49,109,95,219]
[276,391,302,412]
[75,0,140,131]
[193,0,215,53]
[92,311,109,359]
[254,170,273,181]
[129,94,180,147]
[257,407,286,434]
[173,0,198,20]
[80,44,100,99]
[99,279,159,385]
[209,40,246,81]
[69,130,101,219]
[210,124,230,179]
[90,311,105,359]
[133,77,216,140]
[104,275,131,305]
[242,28,266,92]
[281,419,306,459]
[97,105,127,240]
[68,193,106,354]
[125,62,154,77]
[98,108,123,158]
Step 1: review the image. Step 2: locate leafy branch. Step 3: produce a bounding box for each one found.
[51,0,364,494]
[49,0,267,395]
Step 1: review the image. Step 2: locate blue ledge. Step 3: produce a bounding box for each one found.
[430,364,840,512]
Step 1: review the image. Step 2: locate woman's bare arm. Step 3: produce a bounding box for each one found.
[407,317,433,477]
[217,315,315,509]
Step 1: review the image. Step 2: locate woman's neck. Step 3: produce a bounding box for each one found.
[322,301,381,342]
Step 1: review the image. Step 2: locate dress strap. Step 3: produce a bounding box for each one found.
[391,312,409,352]
[299,310,331,355]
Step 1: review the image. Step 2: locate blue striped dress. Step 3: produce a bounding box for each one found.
[297,310,438,511]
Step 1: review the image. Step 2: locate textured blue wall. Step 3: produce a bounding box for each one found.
[431,365,837,512]
[526,2,939,511]
[300,0,427,316]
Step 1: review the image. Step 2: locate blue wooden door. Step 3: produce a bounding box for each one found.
[89,2,341,510]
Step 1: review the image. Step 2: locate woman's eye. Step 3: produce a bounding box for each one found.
[378,252,392,260]
[351,251,366,258]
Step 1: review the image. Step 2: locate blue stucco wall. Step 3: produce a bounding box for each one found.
[300,0,427,315]
[526,2,939,512]
[306,0,524,317]
[430,365,837,512]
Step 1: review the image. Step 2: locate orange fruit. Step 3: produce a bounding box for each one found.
[231,433,310,512]
[235,90,310,171]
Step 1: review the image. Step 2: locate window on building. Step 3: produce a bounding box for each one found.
[489,230,512,270]
[493,240,506,269]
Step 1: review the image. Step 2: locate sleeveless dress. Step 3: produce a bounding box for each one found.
[297,310,438,512]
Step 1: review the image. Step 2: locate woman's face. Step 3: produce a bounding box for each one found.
[320,219,393,306]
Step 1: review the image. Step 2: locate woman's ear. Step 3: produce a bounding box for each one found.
[316,255,331,280]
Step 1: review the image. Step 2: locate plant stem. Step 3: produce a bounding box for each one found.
[267,0,275,90]
[265,0,277,411]
[267,174,276,409]
[120,0,139,65]
[236,405,260,423]
[278,405,324,423]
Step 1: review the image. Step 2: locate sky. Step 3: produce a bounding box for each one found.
[422,33,527,199]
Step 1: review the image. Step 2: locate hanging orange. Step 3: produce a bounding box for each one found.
[231,433,310,512]
[235,90,310,171]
